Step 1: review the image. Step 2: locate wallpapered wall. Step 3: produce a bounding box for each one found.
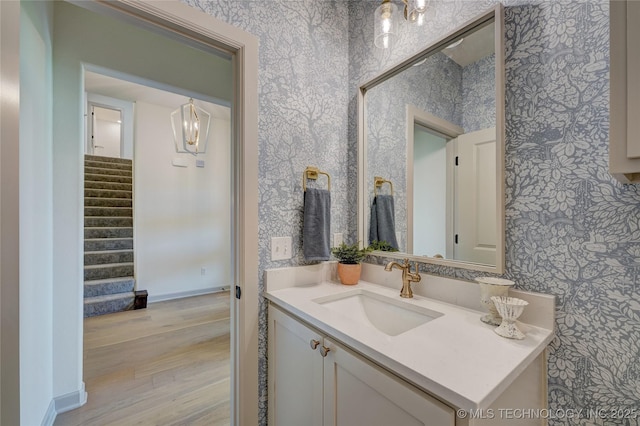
[183,0,350,421]
[186,0,640,424]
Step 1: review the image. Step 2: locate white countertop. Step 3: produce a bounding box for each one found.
[264,279,554,411]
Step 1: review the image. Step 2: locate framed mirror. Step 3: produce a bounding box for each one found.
[358,6,505,273]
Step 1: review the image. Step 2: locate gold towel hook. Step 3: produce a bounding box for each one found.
[303,166,331,192]
[374,176,393,196]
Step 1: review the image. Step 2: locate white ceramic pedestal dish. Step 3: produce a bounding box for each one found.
[492,296,529,339]
[475,277,515,325]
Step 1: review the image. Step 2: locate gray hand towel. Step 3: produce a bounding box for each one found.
[369,194,399,250]
[303,188,331,261]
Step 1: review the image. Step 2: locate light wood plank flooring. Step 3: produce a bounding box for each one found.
[55,293,231,426]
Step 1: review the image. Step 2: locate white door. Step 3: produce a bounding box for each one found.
[455,127,497,265]
[90,104,122,158]
[322,337,455,426]
[268,306,324,426]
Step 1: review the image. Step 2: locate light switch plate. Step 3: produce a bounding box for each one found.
[334,233,343,246]
[271,236,292,261]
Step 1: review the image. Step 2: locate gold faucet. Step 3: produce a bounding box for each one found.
[384,258,421,298]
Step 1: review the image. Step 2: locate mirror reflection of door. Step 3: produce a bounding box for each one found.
[455,127,497,265]
[90,105,123,158]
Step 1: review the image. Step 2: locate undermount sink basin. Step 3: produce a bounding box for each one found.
[313,289,443,336]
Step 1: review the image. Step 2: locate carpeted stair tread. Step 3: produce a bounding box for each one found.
[84,262,134,280]
[84,277,135,297]
[84,227,133,238]
[84,249,134,265]
[85,167,132,177]
[84,189,132,199]
[85,173,132,184]
[84,238,133,251]
[85,207,133,217]
[83,292,135,317]
[85,160,132,171]
[85,181,133,191]
[85,197,132,208]
[85,155,132,165]
[85,217,133,227]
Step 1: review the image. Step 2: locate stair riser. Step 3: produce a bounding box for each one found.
[85,207,133,217]
[84,189,132,199]
[85,167,132,177]
[84,228,133,239]
[85,181,133,191]
[85,251,133,265]
[84,295,134,317]
[85,160,132,171]
[84,279,135,298]
[85,198,132,208]
[85,239,133,251]
[85,173,132,184]
[85,217,133,227]
[84,264,134,281]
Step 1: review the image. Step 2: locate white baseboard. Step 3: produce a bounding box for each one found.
[54,382,87,415]
[148,286,230,303]
[41,399,57,426]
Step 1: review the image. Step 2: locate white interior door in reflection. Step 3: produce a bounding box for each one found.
[455,127,497,265]
[91,105,122,158]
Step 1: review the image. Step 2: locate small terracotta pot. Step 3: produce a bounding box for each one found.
[337,263,361,285]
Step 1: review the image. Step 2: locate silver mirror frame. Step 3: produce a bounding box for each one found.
[357,5,505,274]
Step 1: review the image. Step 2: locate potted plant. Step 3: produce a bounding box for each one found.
[331,242,372,285]
[369,240,399,252]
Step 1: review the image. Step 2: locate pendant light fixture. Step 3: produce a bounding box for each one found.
[170,98,211,155]
[374,0,430,49]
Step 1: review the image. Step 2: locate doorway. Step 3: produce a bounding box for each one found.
[48,1,259,424]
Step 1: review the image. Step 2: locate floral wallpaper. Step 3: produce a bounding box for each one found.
[185,0,640,424]
[182,1,349,422]
[463,53,496,132]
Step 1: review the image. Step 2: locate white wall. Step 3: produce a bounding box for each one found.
[413,127,447,257]
[134,101,231,300]
[19,1,54,424]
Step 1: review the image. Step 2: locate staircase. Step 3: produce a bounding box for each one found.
[83,155,137,317]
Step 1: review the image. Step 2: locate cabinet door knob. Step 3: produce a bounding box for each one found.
[310,339,320,350]
[320,346,331,357]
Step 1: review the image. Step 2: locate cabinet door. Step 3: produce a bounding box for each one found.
[322,338,455,426]
[610,0,640,182]
[268,306,324,426]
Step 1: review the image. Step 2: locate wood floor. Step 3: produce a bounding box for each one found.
[55,292,231,426]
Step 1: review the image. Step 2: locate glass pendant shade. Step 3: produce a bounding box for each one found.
[374,0,397,49]
[406,0,428,25]
[171,98,211,155]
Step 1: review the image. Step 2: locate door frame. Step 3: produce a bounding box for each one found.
[0,1,259,424]
[86,93,134,158]
[83,3,260,425]
[405,105,463,255]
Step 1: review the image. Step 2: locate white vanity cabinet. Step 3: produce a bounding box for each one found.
[268,305,456,426]
[610,0,640,183]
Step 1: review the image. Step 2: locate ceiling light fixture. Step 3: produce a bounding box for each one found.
[170,98,211,155]
[375,0,430,49]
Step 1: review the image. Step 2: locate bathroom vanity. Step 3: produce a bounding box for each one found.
[264,263,555,426]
